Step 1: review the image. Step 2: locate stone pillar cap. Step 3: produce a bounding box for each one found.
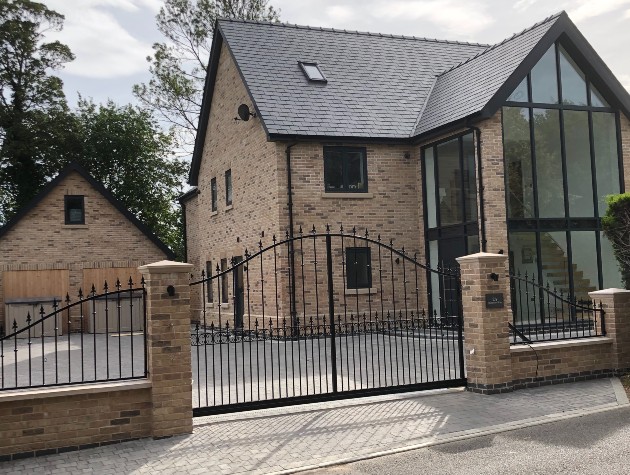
[456,252,507,263]
[589,288,630,296]
[138,260,194,274]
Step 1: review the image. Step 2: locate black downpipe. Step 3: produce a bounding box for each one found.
[286,143,298,331]
[181,202,188,262]
[467,125,487,252]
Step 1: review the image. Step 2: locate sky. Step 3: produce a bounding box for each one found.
[44,0,630,108]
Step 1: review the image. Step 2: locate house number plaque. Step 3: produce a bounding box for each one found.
[485,293,504,309]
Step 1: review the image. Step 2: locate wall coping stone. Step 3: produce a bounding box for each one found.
[456,252,507,262]
[0,379,151,402]
[510,336,612,353]
[139,260,193,274]
[589,288,630,296]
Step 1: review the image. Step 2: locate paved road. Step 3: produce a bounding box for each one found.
[308,406,630,475]
[0,378,625,474]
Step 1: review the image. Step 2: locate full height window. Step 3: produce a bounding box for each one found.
[225,170,232,206]
[64,195,85,225]
[346,247,372,289]
[323,147,368,193]
[503,42,623,321]
[211,177,217,212]
[205,261,213,303]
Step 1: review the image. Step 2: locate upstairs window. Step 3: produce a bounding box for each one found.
[225,169,232,206]
[299,61,326,82]
[346,247,372,289]
[211,177,217,212]
[324,147,368,193]
[64,195,85,225]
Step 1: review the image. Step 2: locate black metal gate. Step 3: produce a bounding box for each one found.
[190,227,465,416]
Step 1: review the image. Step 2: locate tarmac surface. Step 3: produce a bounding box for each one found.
[0,377,627,474]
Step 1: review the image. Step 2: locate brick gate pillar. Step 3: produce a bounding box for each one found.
[589,289,630,374]
[456,253,513,394]
[139,260,193,438]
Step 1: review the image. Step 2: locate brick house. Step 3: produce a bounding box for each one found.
[0,162,174,335]
[182,11,630,328]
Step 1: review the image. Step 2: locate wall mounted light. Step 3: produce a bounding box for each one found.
[166,285,176,297]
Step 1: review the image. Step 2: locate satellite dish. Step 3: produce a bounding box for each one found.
[237,104,256,121]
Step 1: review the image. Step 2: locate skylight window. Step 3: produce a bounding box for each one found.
[299,62,327,82]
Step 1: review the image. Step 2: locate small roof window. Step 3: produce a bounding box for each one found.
[299,62,327,82]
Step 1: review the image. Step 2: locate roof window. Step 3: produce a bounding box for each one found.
[299,62,327,82]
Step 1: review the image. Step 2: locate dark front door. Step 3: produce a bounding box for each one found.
[232,256,244,328]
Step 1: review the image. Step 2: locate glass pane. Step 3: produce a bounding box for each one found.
[503,107,534,218]
[568,231,599,303]
[225,170,232,205]
[211,178,217,211]
[221,258,229,303]
[424,147,437,228]
[69,208,83,223]
[591,85,609,107]
[346,151,366,191]
[564,110,594,217]
[600,233,623,289]
[531,46,559,104]
[533,109,564,217]
[303,63,324,81]
[508,77,529,102]
[346,248,371,289]
[428,240,441,316]
[467,233,480,254]
[593,112,620,215]
[324,151,344,191]
[508,232,540,324]
[462,133,478,222]
[539,231,570,295]
[437,138,462,226]
[559,46,587,106]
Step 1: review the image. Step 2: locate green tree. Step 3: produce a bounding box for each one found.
[0,0,74,217]
[602,193,630,289]
[70,99,188,258]
[133,0,280,153]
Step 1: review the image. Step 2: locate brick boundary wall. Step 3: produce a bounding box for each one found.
[458,253,630,395]
[0,260,193,460]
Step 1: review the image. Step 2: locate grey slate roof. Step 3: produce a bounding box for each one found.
[415,13,560,135]
[218,20,488,139]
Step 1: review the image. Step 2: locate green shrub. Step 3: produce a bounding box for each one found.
[602,193,630,289]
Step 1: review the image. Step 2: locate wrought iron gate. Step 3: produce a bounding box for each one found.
[190,227,465,416]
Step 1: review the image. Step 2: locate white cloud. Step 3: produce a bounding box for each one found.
[513,0,541,11]
[371,0,494,36]
[326,5,356,22]
[45,0,157,79]
[568,0,630,22]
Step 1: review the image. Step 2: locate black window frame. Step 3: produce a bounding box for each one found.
[345,247,372,289]
[323,146,368,193]
[205,261,213,303]
[64,195,85,225]
[220,258,229,303]
[225,169,232,206]
[298,61,327,83]
[210,177,217,212]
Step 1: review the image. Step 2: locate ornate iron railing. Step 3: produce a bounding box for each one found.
[0,278,147,391]
[508,271,605,344]
[189,225,466,415]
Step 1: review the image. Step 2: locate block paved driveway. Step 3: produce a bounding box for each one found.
[0,378,625,475]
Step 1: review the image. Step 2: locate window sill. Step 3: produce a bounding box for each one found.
[321,193,373,199]
[220,303,231,308]
[345,287,377,295]
[225,205,233,212]
[65,224,89,229]
[205,303,215,308]
[211,210,218,217]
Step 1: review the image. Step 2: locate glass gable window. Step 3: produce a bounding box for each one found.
[64,195,85,225]
[324,147,367,193]
[503,42,622,313]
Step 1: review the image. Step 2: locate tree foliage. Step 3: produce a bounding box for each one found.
[0,0,74,215]
[69,100,189,258]
[133,0,280,153]
[602,193,630,289]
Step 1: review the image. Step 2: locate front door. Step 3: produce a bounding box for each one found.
[232,256,244,329]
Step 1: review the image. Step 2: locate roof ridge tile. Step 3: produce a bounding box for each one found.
[218,17,490,47]
[436,11,564,77]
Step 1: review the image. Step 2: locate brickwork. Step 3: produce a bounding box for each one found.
[0,383,152,458]
[457,252,513,394]
[590,289,630,373]
[0,171,169,327]
[139,260,194,438]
